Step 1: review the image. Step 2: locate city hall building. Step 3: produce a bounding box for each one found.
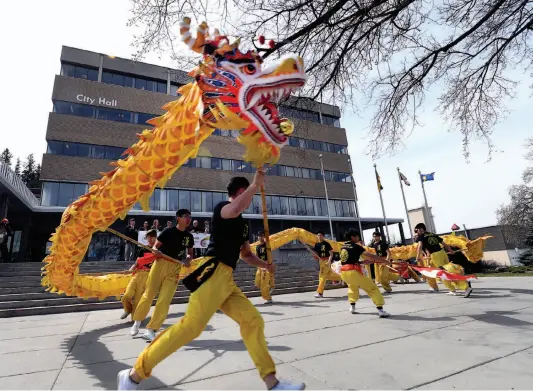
[0,46,405,263]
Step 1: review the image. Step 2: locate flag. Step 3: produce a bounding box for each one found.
[421,172,435,182]
[399,171,410,186]
[411,266,477,282]
[375,167,383,191]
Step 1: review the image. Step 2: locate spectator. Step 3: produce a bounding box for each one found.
[204,220,210,234]
[139,221,150,232]
[189,220,202,258]
[0,218,12,263]
[151,219,161,233]
[166,220,173,228]
[124,218,138,262]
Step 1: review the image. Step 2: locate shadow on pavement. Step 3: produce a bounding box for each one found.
[469,310,533,328]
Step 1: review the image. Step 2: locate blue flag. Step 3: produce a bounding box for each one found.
[421,172,435,182]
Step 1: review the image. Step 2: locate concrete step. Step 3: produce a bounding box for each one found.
[0,284,343,318]
[0,277,324,310]
[0,273,323,302]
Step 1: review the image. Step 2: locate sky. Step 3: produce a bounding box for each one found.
[0,1,529,240]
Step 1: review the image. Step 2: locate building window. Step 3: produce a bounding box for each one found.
[61,63,98,81]
[41,182,88,206]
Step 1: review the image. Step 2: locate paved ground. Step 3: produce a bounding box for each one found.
[0,277,532,390]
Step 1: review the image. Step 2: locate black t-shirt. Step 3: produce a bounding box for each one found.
[416,232,443,254]
[124,226,138,240]
[205,201,249,269]
[313,241,332,258]
[372,240,389,258]
[340,241,366,265]
[256,243,267,261]
[157,227,194,260]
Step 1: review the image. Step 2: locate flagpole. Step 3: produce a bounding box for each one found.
[319,154,335,240]
[397,167,413,240]
[348,158,364,243]
[374,163,391,242]
[418,170,435,233]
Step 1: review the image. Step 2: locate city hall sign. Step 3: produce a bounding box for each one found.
[76,94,117,107]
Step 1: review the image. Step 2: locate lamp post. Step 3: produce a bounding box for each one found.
[319,154,334,240]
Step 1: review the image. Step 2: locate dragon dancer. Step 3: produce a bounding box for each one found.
[130,210,194,341]
[117,172,305,390]
[339,229,391,317]
[312,231,341,298]
[369,231,399,293]
[120,229,158,319]
[255,231,275,304]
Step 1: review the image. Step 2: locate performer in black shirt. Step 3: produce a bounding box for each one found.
[311,231,341,298]
[130,210,194,341]
[119,170,305,391]
[339,229,391,317]
[370,231,399,293]
[254,231,275,304]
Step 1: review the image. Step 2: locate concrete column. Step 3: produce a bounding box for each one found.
[98,54,104,82]
[17,215,32,263]
[399,222,406,245]
[167,69,171,94]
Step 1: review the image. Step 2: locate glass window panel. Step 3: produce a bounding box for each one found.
[102,71,113,84]
[341,146,348,154]
[288,197,298,215]
[296,198,306,215]
[157,82,167,93]
[265,195,273,214]
[301,168,310,179]
[211,158,222,170]
[252,195,261,214]
[312,198,321,216]
[342,200,351,217]
[41,182,59,206]
[320,142,328,152]
[335,200,344,217]
[222,193,229,201]
[170,84,180,96]
[111,73,125,86]
[179,190,190,210]
[188,158,197,168]
[221,159,232,171]
[271,196,280,215]
[57,183,74,206]
[145,80,155,92]
[47,141,63,155]
[305,198,314,216]
[61,64,75,78]
[191,191,202,212]
[135,78,147,90]
[105,146,121,160]
[294,167,302,178]
[202,192,213,212]
[74,66,88,80]
[279,196,289,215]
[241,162,252,173]
[167,189,179,211]
[328,200,336,217]
[298,139,306,148]
[159,189,167,211]
[137,113,154,125]
[285,166,294,177]
[63,142,78,156]
[233,160,242,172]
[268,165,279,176]
[77,143,91,157]
[320,199,328,217]
[278,165,286,176]
[333,144,342,154]
[123,76,134,88]
[312,140,321,150]
[221,130,231,137]
[91,145,105,159]
[213,192,223,208]
[289,137,299,147]
[199,156,210,168]
[73,183,87,199]
[150,189,161,210]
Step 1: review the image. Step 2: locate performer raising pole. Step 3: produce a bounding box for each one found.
[397,168,413,241]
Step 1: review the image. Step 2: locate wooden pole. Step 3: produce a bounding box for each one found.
[260,185,273,268]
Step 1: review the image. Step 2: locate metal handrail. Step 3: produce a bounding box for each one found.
[0,161,40,207]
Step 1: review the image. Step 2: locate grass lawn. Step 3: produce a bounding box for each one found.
[477,272,533,277]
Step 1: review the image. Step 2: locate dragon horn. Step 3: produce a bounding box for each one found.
[180,17,209,54]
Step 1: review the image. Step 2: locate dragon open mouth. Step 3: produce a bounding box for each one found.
[243,79,306,144]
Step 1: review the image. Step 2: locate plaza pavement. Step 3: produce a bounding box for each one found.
[0,276,532,390]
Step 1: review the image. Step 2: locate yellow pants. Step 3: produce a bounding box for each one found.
[121,271,150,315]
[373,263,382,284]
[379,265,399,292]
[255,269,274,301]
[341,269,385,307]
[426,250,449,290]
[133,259,181,330]
[441,263,469,291]
[317,259,341,294]
[134,261,276,380]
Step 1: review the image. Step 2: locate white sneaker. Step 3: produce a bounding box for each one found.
[130,321,140,336]
[446,291,459,296]
[314,293,323,298]
[117,369,138,390]
[464,287,473,298]
[142,329,156,342]
[120,311,130,320]
[271,380,306,390]
[378,309,390,318]
[264,299,273,304]
[428,288,439,293]
[350,304,356,314]
[398,277,406,284]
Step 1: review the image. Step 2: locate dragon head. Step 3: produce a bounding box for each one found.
[180,18,307,166]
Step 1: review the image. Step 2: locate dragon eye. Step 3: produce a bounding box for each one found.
[242,64,257,75]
